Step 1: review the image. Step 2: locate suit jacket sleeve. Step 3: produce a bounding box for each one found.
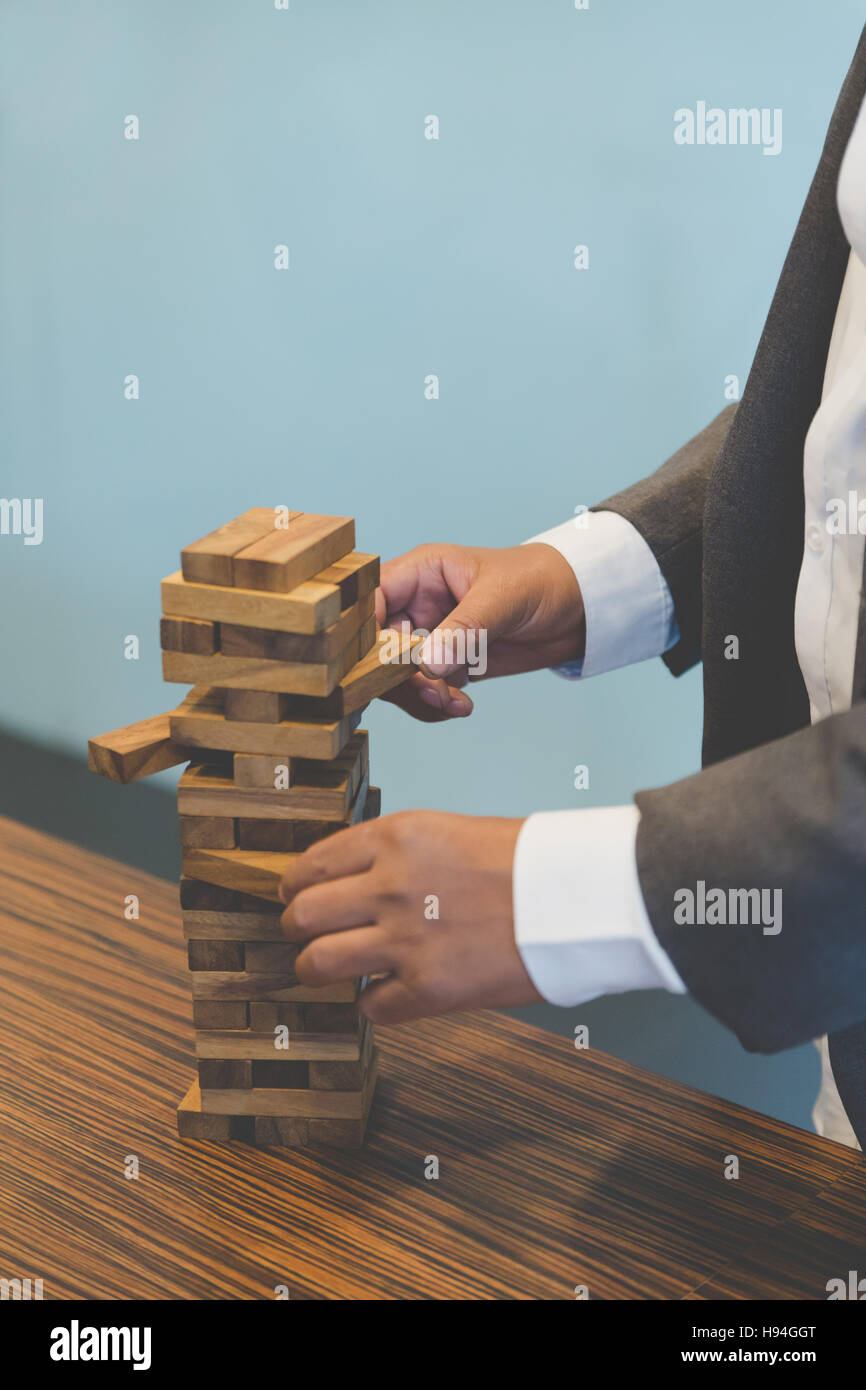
[634,704,866,1052]
[592,403,737,675]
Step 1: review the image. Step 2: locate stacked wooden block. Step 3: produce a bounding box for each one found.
[89,507,421,1149]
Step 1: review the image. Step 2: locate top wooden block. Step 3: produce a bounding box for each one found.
[181,509,356,594]
[181,509,298,587]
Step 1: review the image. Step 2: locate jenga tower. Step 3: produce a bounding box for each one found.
[88,508,421,1149]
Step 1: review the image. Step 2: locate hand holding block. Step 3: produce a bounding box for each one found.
[88,713,193,784]
[281,629,426,719]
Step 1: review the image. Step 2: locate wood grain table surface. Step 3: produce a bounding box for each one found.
[0,815,863,1301]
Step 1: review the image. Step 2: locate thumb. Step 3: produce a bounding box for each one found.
[418,578,509,679]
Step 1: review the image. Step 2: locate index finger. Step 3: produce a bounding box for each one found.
[279,821,377,904]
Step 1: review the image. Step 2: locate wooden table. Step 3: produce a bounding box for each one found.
[0,816,863,1300]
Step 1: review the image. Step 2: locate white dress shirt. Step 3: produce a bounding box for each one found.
[514,94,866,1148]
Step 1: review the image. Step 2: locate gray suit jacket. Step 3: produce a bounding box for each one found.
[594,25,866,1146]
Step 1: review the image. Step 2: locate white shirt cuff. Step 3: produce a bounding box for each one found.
[525,509,679,679]
[512,806,686,1007]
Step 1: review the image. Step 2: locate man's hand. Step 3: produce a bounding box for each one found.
[376,541,585,721]
[279,810,542,1023]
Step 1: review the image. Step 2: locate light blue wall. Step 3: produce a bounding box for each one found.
[2,0,864,1128]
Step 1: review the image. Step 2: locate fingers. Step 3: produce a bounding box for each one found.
[281,873,376,942]
[279,824,375,904]
[296,926,395,985]
[380,671,473,721]
[358,975,422,1025]
[417,575,511,680]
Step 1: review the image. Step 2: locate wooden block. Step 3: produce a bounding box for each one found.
[197,1059,252,1090]
[294,731,368,799]
[171,686,360,760]
[308,1051,378,1149]
[195,1030,360,1061]
[192,973,357,1003]
[280,629,424,720]
[187,940,245,972]
[316,552,379,610]
[223,688,285,723]
[220,591,374,663]
[181,508,299,587]
[192,1000,249,1029]
[237,819,295,852]
[233,514,355,593]
[160,615,218,656]
[178,763,354,822]
[309,1022,374,1090]
[251,1060,310,1088]
[244,943,299,973]
[177,1082,235,1140]
[87,713,193,784]
[200,1085,366,1118]
[161,568,342,635]
[163,640,357,697]
[289,773,369,851]
[356,614,378,660]
[363,785,382,820]
[303,1003,362,1033]
[180,876,242,910]
[182,909,284,940]
[248,1003,304,1030]
[253,1116,309,1146]
[178,815,236,850]
[177,1081,255,1141]
[232,753,295,789]
[181,849,292,902]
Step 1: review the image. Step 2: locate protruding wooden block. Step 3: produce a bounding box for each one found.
[171,686,361,760]
[187,940,245,972]
[280,629,424,719]
[88,713,193,784]
[178,816,236,850]
[181,508,298,587]
[220,591,374,663]
[197,1060,253,1090]
[363,785,382,820]
[182,909,284,940]
[192,1000,249,1030]
[232,514,355,593]
[160,615,218,655]
[232,753,295,789]
[181,848,293,901]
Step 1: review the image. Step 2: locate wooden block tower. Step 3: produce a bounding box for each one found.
[89,508,420,1149]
